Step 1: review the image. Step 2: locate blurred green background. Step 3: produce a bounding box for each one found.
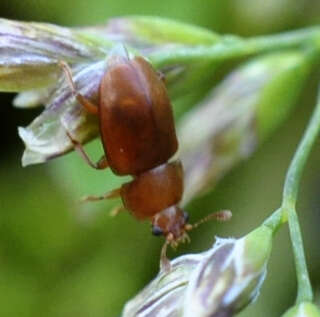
[0,1,320,316]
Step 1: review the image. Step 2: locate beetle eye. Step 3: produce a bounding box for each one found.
[152,225,163,236]
[183,211,189,222]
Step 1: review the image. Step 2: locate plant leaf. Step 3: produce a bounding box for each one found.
[79,16,219,51]
[13,87,53,108]
[0,18,108,91]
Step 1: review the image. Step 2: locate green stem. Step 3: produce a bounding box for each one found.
[150,27,320,67]
[264,85,320,304]
[287,207,313,304]
[283,92,320,206]
[263,208,284,234]
[281,88,320,303]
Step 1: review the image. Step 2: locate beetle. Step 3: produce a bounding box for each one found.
[59,49,231,269]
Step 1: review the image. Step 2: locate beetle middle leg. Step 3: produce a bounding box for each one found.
[109,205,126,217]
[58,61,98,115]
[81,189,125,217]
[65,131,109,170]
[81,187,121,202]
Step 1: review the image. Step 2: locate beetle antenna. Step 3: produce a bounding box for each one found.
[185,210,232,231]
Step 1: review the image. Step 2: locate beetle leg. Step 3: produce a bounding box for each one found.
[81,188,121,202]
[160,239,171,272]
[157,70,166,84]
[58,61,98,115]
[65,131,108,170]
[109,205,126,217]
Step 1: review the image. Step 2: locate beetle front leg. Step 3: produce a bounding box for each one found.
[157,70,166,84]
[160,239,171,272]
[65,131,108,170]
[58,61,98,115]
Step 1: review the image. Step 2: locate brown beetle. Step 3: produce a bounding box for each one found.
[60,49,231,269]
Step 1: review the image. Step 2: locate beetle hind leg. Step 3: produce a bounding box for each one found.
[65,130,109,170]
[58,60,98,115]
